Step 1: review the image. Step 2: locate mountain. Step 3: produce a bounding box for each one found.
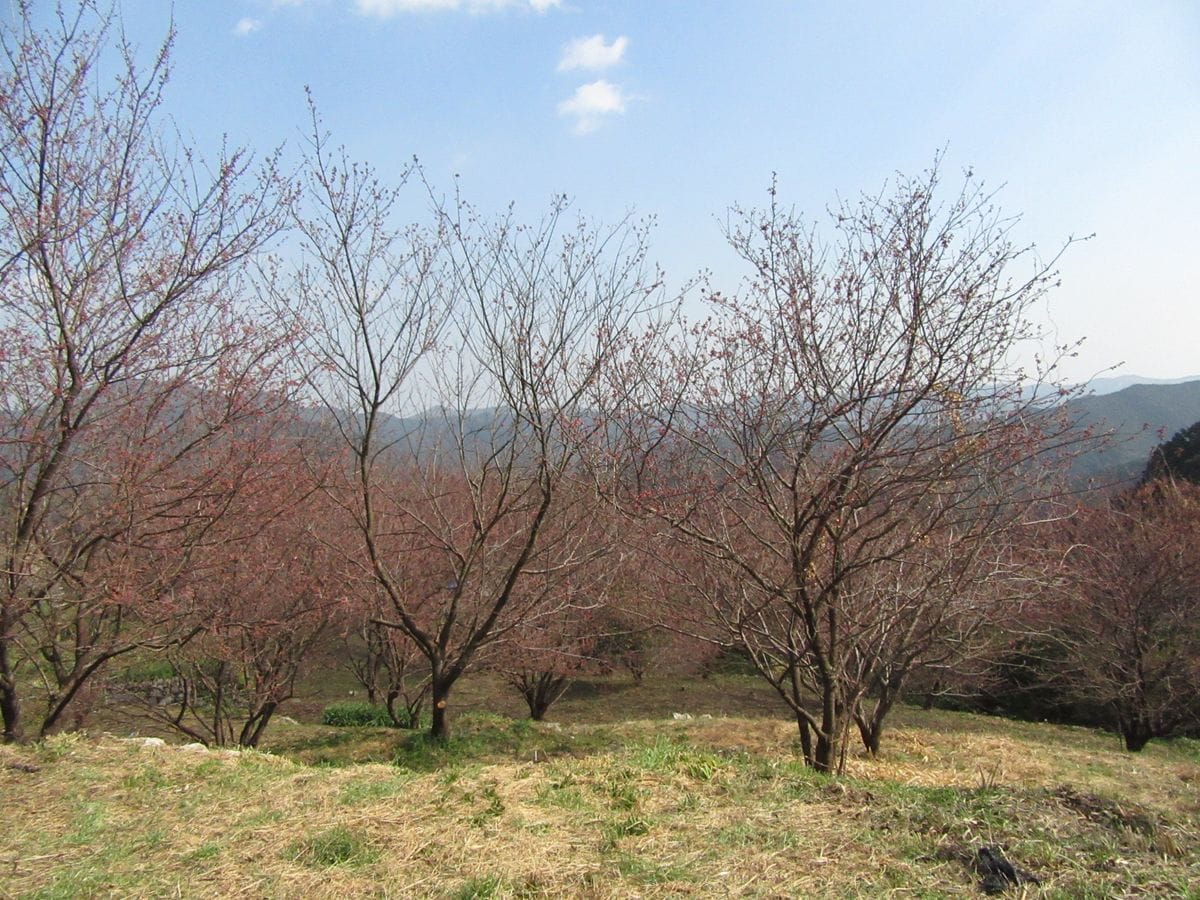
[1076,374,1200,396]
[1063,380,1200,486]
[294,381,1200,490]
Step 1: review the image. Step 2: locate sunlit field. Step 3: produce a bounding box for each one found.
[3,674,1198,898]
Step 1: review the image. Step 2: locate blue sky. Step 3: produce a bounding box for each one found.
[43,1,1200,381]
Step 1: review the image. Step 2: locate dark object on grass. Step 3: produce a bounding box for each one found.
[976,845,1041,894]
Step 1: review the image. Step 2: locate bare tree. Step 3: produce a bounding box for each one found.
[337,614,430,728]
[0,1,289,742]
[604,163,1081,772]
[1052,481,1200,751]
[289,108,659,737]
[144,460,348,749]
[496,594,603,722]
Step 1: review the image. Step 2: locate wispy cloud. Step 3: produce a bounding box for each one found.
[558,79,626,134]
[558,34,628,72]
[356,0,559,15]
[471,0,561,9]
[233,17,263,36]
[357,0,455,11]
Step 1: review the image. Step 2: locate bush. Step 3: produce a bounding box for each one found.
[322,702,395,728]
[117,659,178,683]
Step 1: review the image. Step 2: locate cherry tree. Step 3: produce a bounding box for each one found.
[496,596,604,721]
[1052,481,1200,751]
[288,106,660,738]
[337,613,430,728]
[144,463,350,748]
[0,2,289,741]
[604,164,1082,771]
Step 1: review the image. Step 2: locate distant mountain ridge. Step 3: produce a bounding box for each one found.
[1076,374,1200,396]
[296,379,1200,490]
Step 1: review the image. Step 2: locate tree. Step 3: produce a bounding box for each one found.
[1142,420,1200,486]
[590,524,723,685]
[288,110,658,740]
[603,164,1080,772]
[336,614,430,728]
[497,599,603,721]
[1053,482,1200,751]
[0,2,288,742]
[138,454,348,748]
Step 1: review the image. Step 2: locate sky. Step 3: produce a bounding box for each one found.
[15,0,1200,383]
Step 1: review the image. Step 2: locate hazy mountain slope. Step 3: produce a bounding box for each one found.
[291,381,1200,488]
[1064,380,1200,485]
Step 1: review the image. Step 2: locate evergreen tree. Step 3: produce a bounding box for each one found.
[1142,421,1200,485]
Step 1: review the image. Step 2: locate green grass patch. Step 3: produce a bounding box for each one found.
[338,771,413,805]
[611,852,693,885]
[183,841,224,862]
[287,826,380,869]
[389,713,617,772]
[603,814,652,843]
[626,733,726,780]
[448,874,505,899]
[65,802,108,846]
[465,784,506,826]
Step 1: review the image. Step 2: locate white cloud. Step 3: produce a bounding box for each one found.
[558,79,626,134]
[558,34,628,72]
[233,17,263,36]
[357,0,456,12]
[355,0,558,14]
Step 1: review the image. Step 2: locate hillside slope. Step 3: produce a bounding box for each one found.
[2,707,1197,897]
[1065,380,1200,486]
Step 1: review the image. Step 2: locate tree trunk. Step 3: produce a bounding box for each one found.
[0,632,20,743]
[429,677,451,741]
[812,682,839,774]
[1119,713,1154,752]
[855,691,897,758]
[0,685,19,744]
[922,679,941,711]
[855,715,882,757]
[813,730,837,774]
[240,701,278,748]
[797,714,814,765]
[517,671,569,721]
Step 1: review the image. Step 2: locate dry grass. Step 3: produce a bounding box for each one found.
[2,691,1199,897]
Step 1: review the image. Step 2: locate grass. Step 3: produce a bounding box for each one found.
[287,826,381,869]
[2,675,1199,896]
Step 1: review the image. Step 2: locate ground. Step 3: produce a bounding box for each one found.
[1,674,1197,897]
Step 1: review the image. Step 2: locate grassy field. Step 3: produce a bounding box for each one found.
[2,674,1198,898]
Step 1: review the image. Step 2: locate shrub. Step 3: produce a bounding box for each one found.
[117,659,178,683]
[322,702,395,728]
